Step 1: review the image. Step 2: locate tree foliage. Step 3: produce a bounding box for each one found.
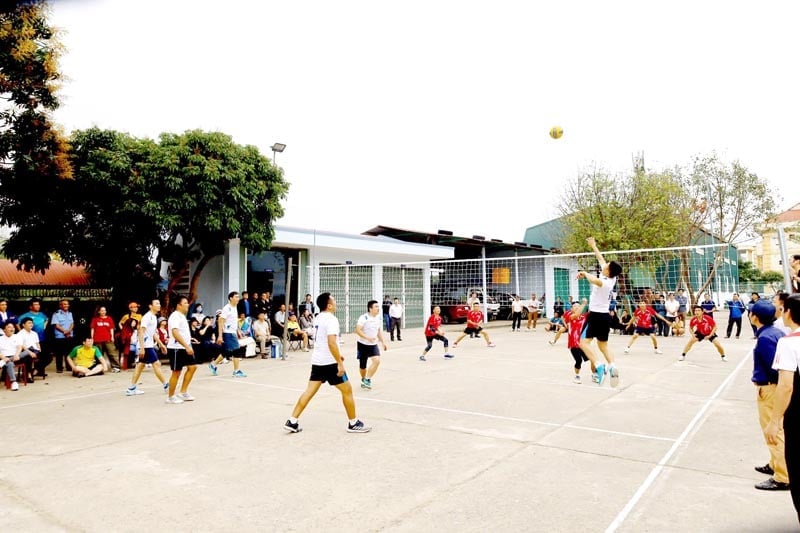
[0,0,72,270]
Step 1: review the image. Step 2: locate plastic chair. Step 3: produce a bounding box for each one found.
[3,361,28,389]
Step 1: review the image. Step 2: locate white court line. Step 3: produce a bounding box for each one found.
[231,379,676,443]
[605,353,750,532]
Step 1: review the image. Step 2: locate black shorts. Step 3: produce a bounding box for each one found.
[694,332,718,343]
[634,326,655,335]
[356,342,380,369]
[463,327,482,335]
[168,348,196,371]
[584,312,611,342]
[308,363,348,386]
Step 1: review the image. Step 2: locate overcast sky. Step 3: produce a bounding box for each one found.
[49,0,798,243]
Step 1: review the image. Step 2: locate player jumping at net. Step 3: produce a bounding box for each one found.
[577,237,623,387]
[420,306,452,361]
[680,305,728,362]
[623,301,666,354]
[453,302,496,349]
[563,299,597,384]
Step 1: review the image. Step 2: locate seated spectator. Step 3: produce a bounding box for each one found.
[273,304,287,338]
[67,336,107,377]
[17,317,43,380]
[252,312,271,357]
[298,309,314,339]
[286,312,309,351]
[0,322,22,390]
[190,302,206,324]
[238,312,253,337]
[237,312,257,356]
[191,317,219,363]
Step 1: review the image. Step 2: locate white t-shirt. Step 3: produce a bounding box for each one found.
[511,300,524,313]
[167,311,191,350]
[140,311,158,349]
[664,299,679,318]
[772,329,800,372]
[389,304,403,318]
[311,312,340,366]
[16,329,40,349]
[221,303,238,334]
[589,276,617,313]
[357,313,382,346]
[0,333,21,357]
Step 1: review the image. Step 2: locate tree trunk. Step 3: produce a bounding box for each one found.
[188,254,215,305]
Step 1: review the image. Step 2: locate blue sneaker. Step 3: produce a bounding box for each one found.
[163,382,169,392]
[232,369,247,378]
[208,363,218,376]
[595,364,606,386]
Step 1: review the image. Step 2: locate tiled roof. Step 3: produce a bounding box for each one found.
[775,203,800,223]
[0,260,92,286]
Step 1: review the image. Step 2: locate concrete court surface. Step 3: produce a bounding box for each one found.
[2,319,799,532]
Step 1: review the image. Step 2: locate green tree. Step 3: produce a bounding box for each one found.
[0,0,72,272]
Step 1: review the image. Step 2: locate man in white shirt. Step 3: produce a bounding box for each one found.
[577,237,623,388]
[211,291,247,377]
[126,299,169,396]
[283,292,371,434]
[389,298,404,341]
[252,311,271,358]
[17,317,42,380]
[165,296,197,404]
[766,294,800,523]
[355,300,388,390]
[273,304,287,339]
[0,322,22,390]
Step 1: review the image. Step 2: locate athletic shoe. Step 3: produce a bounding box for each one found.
[11,381,19,391]
[655,349,663,354]
[573,375,581,384]
[755,477,790,491]
[487,343,496,348]
[165,395,184,404]
[624,347,631,354]
[361,378,371,390]
[221,358,231,364]
[419,355,427,361]
[145,363,152,369]
[208,363,218,376]
[679,354,686,361]
[283,419,302,433]
[163,382,169,392]
[721,355,728,362]
[548,341,555,346]
[232,369,248,378]
[126,387,144,396]
[595,364,606,386]
[609,365,620,388]
[591,373,599,384]
[111,367,121,373]
[347,420,372,433]
[453,342,458,348]
[179,392,195,401]
[755,464,775,475]
[444,353,454,359]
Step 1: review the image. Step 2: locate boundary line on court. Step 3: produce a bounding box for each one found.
[605,353,750,532]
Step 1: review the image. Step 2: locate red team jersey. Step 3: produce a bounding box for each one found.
[690,315,715,336]
[426,314,443,337]
[563,310,587,349]
[633,307,656,329]
[467,310,484,327]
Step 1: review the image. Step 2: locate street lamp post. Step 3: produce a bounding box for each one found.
[271,142,286,167]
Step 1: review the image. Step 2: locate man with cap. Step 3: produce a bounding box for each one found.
[749,299,789,491]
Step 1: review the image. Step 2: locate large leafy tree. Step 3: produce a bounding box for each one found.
[0,0,72,271]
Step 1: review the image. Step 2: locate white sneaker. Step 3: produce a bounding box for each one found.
[573,375,581,384]
[165,395,184,404]
[126,387,144,396]
[655,349,663,354]
[609,365,620,388]
[624,347,630,354]
[678,354,686,361]
[487,343,496,348]
[721,355,728,362]
[11,381,19,391]
[179,392,195,401]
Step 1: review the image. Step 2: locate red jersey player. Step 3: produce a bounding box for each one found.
[623,301,665,354]
[419,306,452,361]
[680,305,727,361]
[563,300,597,384]
[453,302,495,348]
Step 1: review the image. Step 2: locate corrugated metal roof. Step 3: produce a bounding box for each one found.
[0,260,92,286]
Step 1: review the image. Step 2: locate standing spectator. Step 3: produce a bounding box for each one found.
[664,293,680,336]
[282,293,371,434]
[382,296,391,332]
[510,295,524,332]
[748,300,789,491]
[118,317,139,370]
[252,292,267,320]
[165,296,198,404]
[675,288,689,330]
[467,291,481,307]
[765,294,800,523]
[700,293,717,318]
[252,311,271,357]
[725,293,746,339]
[300,294,317,317]
[553,297,565,317]
[389,298,404,341]
[526,293,541,330]
[118,301,143,331]
[791,255,800,293]
[249,292,260,319]
[51,299,75,374]
[237,290,251,318]
[260,292,273,322]
[273,303,287,339]
[653,295,669,337]
[0,298,18,330]
[747,292,762,339]
[91,306,120,372]
[0,322,22,390]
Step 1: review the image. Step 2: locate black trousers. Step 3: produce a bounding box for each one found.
[511,312,522,330]
[784,370,800,524]
[390,317,402,340]
[726,317,742,338]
